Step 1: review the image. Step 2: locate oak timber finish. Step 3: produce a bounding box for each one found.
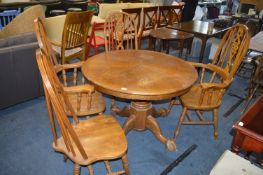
[121,7,142,34]
[104,11,138,52]
[171,24,249,147]
[36,49,129,175]
[82,50,197,151]
[168,20,231,63]
[34,17,105,117]
[82,50,198,101]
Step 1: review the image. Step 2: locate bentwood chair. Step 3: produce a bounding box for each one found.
[170,24,249,146]
[104,11,138,51]
[52,11,93,64]
[138,6,158,49]
[36,49,130,175]
[34,17,105,117]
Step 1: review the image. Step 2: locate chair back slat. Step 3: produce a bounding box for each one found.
[61,11,93,63]
[36,49,88,160]
[141,6,158,32]
[104,11,138,52]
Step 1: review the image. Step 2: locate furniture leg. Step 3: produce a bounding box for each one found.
[213,108,219,139]
[121,154,130,175]
[146,115,176,151]
[74,164,80,175]
[173,107,187,144]
[123,114,136,134]
[166,40,170,54]
[199,37,208,63]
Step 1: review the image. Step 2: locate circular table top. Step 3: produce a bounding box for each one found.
[82,50,198,101]
[149,28,194,40]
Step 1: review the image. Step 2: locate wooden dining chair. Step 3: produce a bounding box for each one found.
[122,7,142,36]
[170,24,249,147]
[36,49,130,175]
[34,17,105,117]
[52,11,93,64]
[104,11,138,52]
[138,6,158,49]
[157,5,183,28]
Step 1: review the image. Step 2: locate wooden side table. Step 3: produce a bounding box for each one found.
[149,27,194,57]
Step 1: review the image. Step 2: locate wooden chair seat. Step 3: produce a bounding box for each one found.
[53,115,128,166]
[67,90,105,116]
[180,84,222,110]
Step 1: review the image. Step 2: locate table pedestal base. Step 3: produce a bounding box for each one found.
[111,101,176,151]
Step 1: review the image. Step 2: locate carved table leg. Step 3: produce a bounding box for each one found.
[112,101,176,151]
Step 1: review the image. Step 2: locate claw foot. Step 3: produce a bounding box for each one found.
[166,139,176,151]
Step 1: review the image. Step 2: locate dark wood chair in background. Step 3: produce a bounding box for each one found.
[34,17,105,117]
[122,7,142,38]
[36,49,130,175]
[138,6,158,49]
[170,24,249,147]
[52,11,93,64]
[104,11,138,51]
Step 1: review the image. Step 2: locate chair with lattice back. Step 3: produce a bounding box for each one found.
[36,49,130,175]
[169,24,249,149]
[104,11,138,52]
[158,5,183,28]
[138,6,158,49]
[34,17,105,117]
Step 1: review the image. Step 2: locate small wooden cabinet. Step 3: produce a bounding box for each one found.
[231,95,263,159]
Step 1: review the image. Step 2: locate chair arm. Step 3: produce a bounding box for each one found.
[200,82,229,90]
[63,84,95,94]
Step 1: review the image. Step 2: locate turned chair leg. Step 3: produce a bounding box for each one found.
[173,107,187,142]
[213,108,219,140]
[121,154,130,175]
[87,165,94,175]
[74,164,80,175]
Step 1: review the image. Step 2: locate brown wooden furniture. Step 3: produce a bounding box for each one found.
[168,20,231,63]
[138,6,158,49]
[104,11,138,51]
[231,95,263,165]
[82,50,198,151]
[36,49,130,175]
[52,11,93,64]
[169,24,249,147]
[34,17,105,117]
[149,27,194,56]
[121,7,142,35]
[158,5,183,28]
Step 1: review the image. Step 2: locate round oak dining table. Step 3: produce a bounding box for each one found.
[82,50,198,151]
